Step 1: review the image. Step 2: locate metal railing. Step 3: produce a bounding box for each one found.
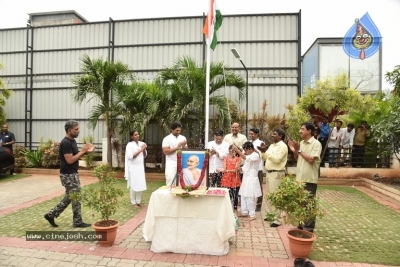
[287,144,392,168]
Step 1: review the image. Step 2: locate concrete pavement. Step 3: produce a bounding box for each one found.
[0,173,397,267]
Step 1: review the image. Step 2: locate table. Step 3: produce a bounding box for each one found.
[142,188,236,255]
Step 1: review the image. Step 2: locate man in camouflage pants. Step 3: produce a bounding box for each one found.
[44,120,95,228]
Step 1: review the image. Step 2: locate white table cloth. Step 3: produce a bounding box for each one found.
[143,188,236,255]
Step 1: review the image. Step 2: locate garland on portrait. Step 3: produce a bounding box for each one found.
[177,150,209,195]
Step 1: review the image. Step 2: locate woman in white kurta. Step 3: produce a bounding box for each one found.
[125,130,147,207]
[233,142,262,221]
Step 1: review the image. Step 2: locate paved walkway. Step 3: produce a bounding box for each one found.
[0,175,62,210]
[0,174,398,267]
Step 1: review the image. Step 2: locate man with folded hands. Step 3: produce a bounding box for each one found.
[257,128,288,227]
[44,120,95,228]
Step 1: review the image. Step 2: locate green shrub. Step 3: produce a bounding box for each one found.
[70,164,124,225]
[13,145,27,171]
[42,141,60,168]
[20,149,43,167]
[82,152,102,168]
[266,175,326,226]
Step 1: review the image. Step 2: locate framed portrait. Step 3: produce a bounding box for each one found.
[176,149,209,187]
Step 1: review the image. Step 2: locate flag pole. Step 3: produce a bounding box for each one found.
[204,0,212,149]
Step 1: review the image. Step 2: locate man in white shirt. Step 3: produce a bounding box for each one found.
[162,122,188,186]
[249,128,265,211]
[327,120,345,168]
[207,129,230,187]
[224,122,247,148]
[340,123,355,166]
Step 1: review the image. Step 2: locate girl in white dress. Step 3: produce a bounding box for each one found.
[233,141,262,221]
[125,130,147,207]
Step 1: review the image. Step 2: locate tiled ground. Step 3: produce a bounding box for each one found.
[0,175,65,210]
[119,214,288,259]
[0,174,398,267]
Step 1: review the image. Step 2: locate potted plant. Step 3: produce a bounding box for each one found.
[71,164,124,246]
[266,174,326,259]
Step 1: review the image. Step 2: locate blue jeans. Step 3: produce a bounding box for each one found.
[329,148,339,166]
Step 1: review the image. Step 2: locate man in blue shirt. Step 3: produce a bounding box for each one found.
[0,124,16,175]
[318,117,330,167]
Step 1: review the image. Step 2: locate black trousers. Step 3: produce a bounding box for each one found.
[352,145,365,167]
[318,138,328,166]
[256,170,263,207]
[229,187,240,210]
[298,182,318,232]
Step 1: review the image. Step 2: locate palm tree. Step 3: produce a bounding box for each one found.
[157,56,245,140]
[0,62,12,125]
[116,81,168,140]
[71,54,133,166]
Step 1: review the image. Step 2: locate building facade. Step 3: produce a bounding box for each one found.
[302,38,382,95]
[0,11,301,149]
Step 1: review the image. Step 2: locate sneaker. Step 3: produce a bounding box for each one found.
[74,222,91,228]
[11,173,16,176]
[44,214,58,227]
[304,261,315,267]
[270,223,280,228]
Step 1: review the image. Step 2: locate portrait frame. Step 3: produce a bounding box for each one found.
[176,149,209,188]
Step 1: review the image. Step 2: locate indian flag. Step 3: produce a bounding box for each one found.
[202,0,223,50]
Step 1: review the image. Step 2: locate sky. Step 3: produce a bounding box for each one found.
[1,0,399,89]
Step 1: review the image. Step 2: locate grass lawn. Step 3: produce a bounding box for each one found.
[311,186,400,266]
[0,173,30,183]
[1,180,399,265]
[0,179,164,239]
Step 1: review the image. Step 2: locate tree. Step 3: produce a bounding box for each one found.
[385,65,400,95]
[284,104,313,142]
[285,73,377,142]
[71,55,133,166]
[158,56,245,141]
[298,73,366,119]
[249,100,285,143]
[116,80,169,141]
[371,96,400,163]
[0,62,12,125]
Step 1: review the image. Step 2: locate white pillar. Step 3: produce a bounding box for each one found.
[102,138,119,167]
[392,153,399,170]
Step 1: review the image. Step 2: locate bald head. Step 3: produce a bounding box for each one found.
[231,122,240,135]
[187,155,200,170]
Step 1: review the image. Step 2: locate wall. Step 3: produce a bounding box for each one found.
[0,12,300,149]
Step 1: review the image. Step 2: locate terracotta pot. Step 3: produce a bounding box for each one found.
[286,228,316,259]
[92,219,119,247]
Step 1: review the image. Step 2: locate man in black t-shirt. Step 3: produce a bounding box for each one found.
[44,120,95,228]
[0,124,16,175]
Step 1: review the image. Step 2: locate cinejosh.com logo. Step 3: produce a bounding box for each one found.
[26,231,107,241]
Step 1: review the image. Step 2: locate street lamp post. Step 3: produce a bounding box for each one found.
[231,48,248,138]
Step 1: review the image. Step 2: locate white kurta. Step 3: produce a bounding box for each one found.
[239,152,262,198]
[125,141,147,191]
[207,140,230,173]
[182,168,205,186]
